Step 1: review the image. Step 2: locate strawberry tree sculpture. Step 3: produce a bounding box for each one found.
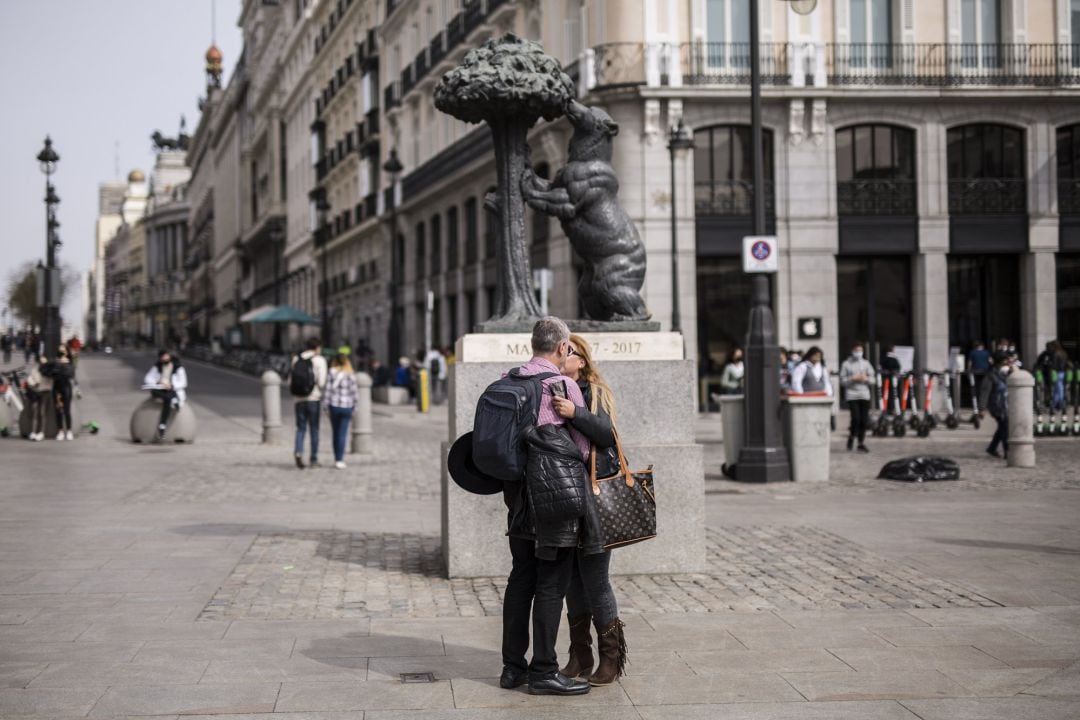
[435,33,574,327]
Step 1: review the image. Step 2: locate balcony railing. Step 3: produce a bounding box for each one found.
[695,180,775,217]
[1060,179,1080,214]
[384,80,401,110]
[584,42,1080,90]
[948,178,1027,214]
[838,179,917,216]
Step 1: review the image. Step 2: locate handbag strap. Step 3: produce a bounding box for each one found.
[590,445,600,495]
[611,427,634,487]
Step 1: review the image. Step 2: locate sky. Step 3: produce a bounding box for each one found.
[0,0,242,327]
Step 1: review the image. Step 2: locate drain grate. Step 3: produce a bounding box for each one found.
[400,672,436,684]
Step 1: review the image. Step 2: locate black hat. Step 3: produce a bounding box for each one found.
[447,432,503,495]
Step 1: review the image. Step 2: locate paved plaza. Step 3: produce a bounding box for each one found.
[1,352,1079,718]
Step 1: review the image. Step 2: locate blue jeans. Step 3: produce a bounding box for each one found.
[1052,378,1066,412]
[329,405,353,462]
[294,401,321,460]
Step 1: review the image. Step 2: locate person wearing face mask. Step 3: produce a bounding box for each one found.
[789,346,833,396]
[840,343,876,452]
[986,355,1011,459]
[720,348,745,395]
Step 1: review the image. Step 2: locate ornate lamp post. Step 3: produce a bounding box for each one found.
[37,137,61,358]
[382,148,403,362]
[667,119,694,334]
[737,0,816,482]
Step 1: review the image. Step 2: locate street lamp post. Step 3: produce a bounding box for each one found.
[383,148,403,363]
[667,119,694,335]
[737,0,816,482]
[37,137,61,358]
[315,189,331,348]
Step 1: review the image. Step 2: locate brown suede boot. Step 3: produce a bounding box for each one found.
[558,613,594,678]
[589,618,627,686]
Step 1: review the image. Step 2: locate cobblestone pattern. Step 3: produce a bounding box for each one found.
[199,525,1000,621]
[703,434,1080,496]
[124,414,444,504]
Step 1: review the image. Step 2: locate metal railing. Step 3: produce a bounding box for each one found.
[948,178,1027,214]
[695,180,775,216]
[585,41,1080,89]
[837,179,917,215]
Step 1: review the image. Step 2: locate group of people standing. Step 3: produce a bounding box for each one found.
[22,338,80,441]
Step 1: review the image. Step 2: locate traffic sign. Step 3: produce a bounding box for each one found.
[743,235,778,273]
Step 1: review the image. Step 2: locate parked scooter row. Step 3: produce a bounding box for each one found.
[870,370,991,439]
[1033,369,1080,437]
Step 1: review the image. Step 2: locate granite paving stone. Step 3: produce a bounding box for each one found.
[781,669,974,701]
[448,678,633,708]
[200,657,368,684]
[274,679,454,712]
[973,642,1080,668]
[0,663,47,689]
[940,666,1060,696]
[678,648,852,675]
[0,687,107,717]
[28,659,210,687]
[826,645,1010,671]
[87,682,281,717]
[634,700,922,719]
[870,625,1047,647]
[618,673,805,705]
[900,697,1080,720]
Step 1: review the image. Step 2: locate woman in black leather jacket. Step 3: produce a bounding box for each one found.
[551,334,627,686]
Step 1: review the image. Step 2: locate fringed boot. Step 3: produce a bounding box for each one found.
[559,613,594,678]
[589,618,627,686]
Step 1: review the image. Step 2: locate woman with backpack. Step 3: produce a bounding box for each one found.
[550,334,628,687]
[326,352,358,470]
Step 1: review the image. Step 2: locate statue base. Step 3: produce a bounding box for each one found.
[443,332,705,578]
[473,318,661,333]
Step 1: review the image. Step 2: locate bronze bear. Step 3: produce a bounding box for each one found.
[523,100,649,322]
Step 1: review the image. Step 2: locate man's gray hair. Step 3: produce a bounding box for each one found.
[531,316,571,355]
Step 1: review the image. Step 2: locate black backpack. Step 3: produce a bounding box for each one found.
[290,356,316,397]
[472,369,557,483]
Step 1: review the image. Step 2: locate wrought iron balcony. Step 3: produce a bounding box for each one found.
[446,11,465,49]
[364,192,377,219]
[838,179,916,216]
[430,33,446,66]
[586,42,1080,90]
[948,178,1026,214]
[384,81,401,110]
[695,180,775,217]
[464,0,483,35]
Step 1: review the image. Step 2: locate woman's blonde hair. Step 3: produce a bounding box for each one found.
[569,334,616,420]
[332,353,354,374]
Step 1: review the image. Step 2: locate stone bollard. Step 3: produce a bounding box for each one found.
[261,370,282,445]
[1007,368,1035,468]
[350,371,373,455]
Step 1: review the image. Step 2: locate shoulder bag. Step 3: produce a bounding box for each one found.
[590,430,656,549]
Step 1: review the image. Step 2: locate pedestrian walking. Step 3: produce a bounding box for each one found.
[50,346,75,440]
[1036,340,1068,413]
[986,354,1011,459]
[393,356,414,397]
[25,354,51,442]
[142,349,188,441]
[290,337,328,469]
[0,332,12,365]
[719,348,745,395]
[552,333,629,686]
[425,346,448,404]
[789,346,833,396]
[487,317,592,696]
[840,342,876,452]
[326,352,358,470]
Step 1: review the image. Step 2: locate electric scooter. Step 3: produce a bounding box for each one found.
[892,373,907,437]
[873,373,891,437]
[1052,370,1070,436]
[1071,369,1080,436]
[941,371,961,429]
[916,372,934,437]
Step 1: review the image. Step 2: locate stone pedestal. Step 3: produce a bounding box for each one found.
[782,396,834,482]
[1007,369,1036,468]
[373,386,411,405]
[444,332,704,578]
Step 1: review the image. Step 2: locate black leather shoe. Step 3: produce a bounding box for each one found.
[499,667,527,690]
[527,671,590,695]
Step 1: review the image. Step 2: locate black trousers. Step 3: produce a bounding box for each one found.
[502,537,575,678]
[53,384,72,432]
[989,415,1009,454]
[848,399,870,444]
[151,389,178,428]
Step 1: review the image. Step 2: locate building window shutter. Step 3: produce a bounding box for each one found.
[835,0,849,44]
[901,0,916,43]
[760,0,773,42]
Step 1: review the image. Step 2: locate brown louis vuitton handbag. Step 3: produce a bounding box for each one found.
[590,431,656,549]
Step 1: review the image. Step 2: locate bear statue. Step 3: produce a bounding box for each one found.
[522,100,649,322]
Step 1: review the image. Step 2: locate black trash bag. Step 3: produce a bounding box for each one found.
[877,456,961,483]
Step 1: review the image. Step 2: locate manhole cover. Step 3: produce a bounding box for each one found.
[400,672,436,684]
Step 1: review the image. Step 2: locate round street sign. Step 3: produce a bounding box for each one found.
[743,235,779,273]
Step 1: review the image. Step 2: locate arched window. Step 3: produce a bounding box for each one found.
[1057,123,1080,215]
[946,123,1025,214]
[693,125,774,216]
[836,124,915,215]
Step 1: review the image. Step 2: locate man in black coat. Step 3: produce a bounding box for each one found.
[498,316,592,696]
